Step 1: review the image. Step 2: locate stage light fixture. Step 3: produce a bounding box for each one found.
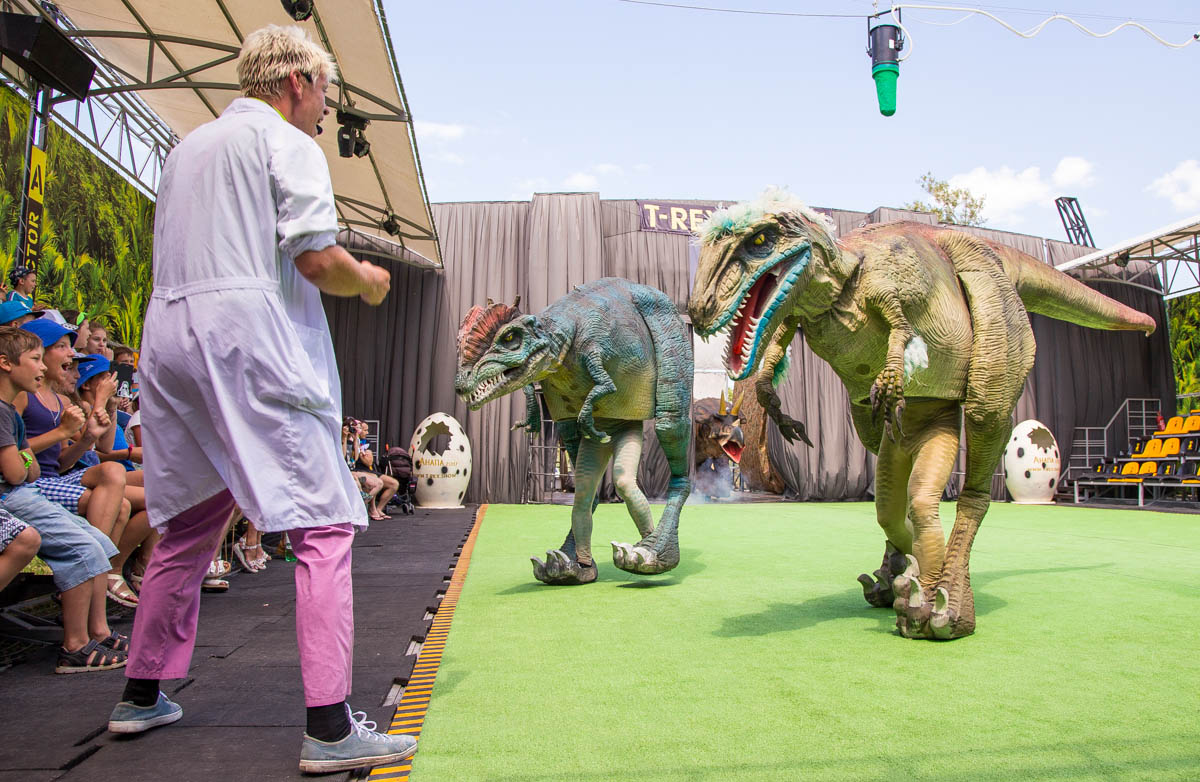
[381,214,402,237]
[335,109,370,159]
[281,0,314,22]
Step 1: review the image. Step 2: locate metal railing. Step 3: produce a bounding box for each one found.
[1066,398,1162,483]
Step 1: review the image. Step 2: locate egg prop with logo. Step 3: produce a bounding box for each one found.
[409,413,472,508]
[1002,419,1061,504]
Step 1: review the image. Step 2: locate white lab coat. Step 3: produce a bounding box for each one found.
[139,98,366,533]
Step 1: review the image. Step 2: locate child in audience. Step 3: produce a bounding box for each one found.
[0,510,40,593]
[0,325,127,672]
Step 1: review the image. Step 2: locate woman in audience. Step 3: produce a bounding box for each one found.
[343,418,385,520]
[354,420,399,518]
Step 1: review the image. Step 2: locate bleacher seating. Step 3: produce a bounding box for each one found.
[1073,409,1200,506]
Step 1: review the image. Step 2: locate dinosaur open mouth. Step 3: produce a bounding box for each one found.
[467,349,547,409]
[725,272,775,377]
[721,246,811,381]
[722,440,743,463]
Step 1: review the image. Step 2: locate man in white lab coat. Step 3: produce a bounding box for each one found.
[106,26,416,774]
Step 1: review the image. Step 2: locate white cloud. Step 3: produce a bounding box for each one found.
[946,156,1096,226]
[1052,156,1096,188]
[414,120,466,142]
[561,172,599,190]
[1147,160,1200,212]
[948,165,1051,226]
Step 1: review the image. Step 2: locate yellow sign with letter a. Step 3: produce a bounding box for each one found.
[21,145,46,266]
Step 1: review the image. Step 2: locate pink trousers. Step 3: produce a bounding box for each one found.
[126,490,356,707]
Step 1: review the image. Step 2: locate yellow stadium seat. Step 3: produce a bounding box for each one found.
[1136,439,1162,459]
[1110,461,1143,482]
[1161,438,1181,458]
[1184,416,1200,434]
[1138,461,1158,476]
[1155,416,1184,436]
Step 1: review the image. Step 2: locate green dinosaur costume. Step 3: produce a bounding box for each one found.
[455,278,693,584]
[687,190,1155,639]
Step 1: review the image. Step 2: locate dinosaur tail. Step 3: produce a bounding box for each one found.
[997,247,1156,336]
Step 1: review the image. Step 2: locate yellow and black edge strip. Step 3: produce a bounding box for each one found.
[367,503,487,782]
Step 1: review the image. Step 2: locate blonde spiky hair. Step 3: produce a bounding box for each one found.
[237,25,337,100]
[699,187,836,245]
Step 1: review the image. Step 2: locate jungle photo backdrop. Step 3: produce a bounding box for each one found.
[0,84,152,348]
[1168,293,1199,409]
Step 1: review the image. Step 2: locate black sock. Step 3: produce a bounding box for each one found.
[307,701,351,742]
[122,678,160,707]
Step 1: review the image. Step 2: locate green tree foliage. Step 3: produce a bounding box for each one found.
[904,172,987,227]
[1167,292,1200,408]
[0,85,153,348]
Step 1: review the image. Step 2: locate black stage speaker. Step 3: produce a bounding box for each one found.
[0,13,95,101]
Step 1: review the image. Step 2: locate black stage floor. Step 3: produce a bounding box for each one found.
[0,505,479,782]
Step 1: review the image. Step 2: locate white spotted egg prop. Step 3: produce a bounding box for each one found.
[1003,419,1061,504]
[410,413,472,507]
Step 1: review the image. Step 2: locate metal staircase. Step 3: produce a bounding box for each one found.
[1064,398,1161,492]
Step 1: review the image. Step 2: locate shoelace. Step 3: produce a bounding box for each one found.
[349,710,381,740]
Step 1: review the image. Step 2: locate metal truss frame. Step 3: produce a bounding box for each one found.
[1056,216,1200,301]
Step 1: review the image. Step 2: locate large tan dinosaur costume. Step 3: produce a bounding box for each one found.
[687,190,1155,639]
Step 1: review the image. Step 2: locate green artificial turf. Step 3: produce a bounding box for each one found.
[413,501,1200,782]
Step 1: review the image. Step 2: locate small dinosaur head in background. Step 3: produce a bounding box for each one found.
[693,391,745,465]
[455,296,560,410]
[688,188,838,381]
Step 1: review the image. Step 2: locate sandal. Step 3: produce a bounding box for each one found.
[97,631,130,654]
[128,560,148,591]
[56,638,127,674]
[249,544,268,571]
[207,559,231,578]
[201,576,229,593]
[106,574,139,608]
[232,537,260,572]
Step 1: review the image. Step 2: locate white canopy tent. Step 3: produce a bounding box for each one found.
[0,0,441,268]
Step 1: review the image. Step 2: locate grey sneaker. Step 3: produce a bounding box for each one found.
[108,692,183,734]
[299,708,418,774]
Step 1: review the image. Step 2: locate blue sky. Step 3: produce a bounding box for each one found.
[387,1,1199,246]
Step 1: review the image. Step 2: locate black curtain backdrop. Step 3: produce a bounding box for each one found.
[325,197,1175,504]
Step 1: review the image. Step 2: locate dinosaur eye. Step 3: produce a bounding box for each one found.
[501,331,518,345]
[752,233,766,246]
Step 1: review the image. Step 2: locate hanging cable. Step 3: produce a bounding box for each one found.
[888,4,1199,49]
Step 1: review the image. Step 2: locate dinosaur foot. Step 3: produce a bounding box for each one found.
[610,541,678,575]
[891,556,974,640]
[857,541,908,608]
[531,550,597,585]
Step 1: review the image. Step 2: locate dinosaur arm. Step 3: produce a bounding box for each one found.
[578,350,616,443]
[755,316,813,446]
[867,288,915,376]
[513,384,542,432]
